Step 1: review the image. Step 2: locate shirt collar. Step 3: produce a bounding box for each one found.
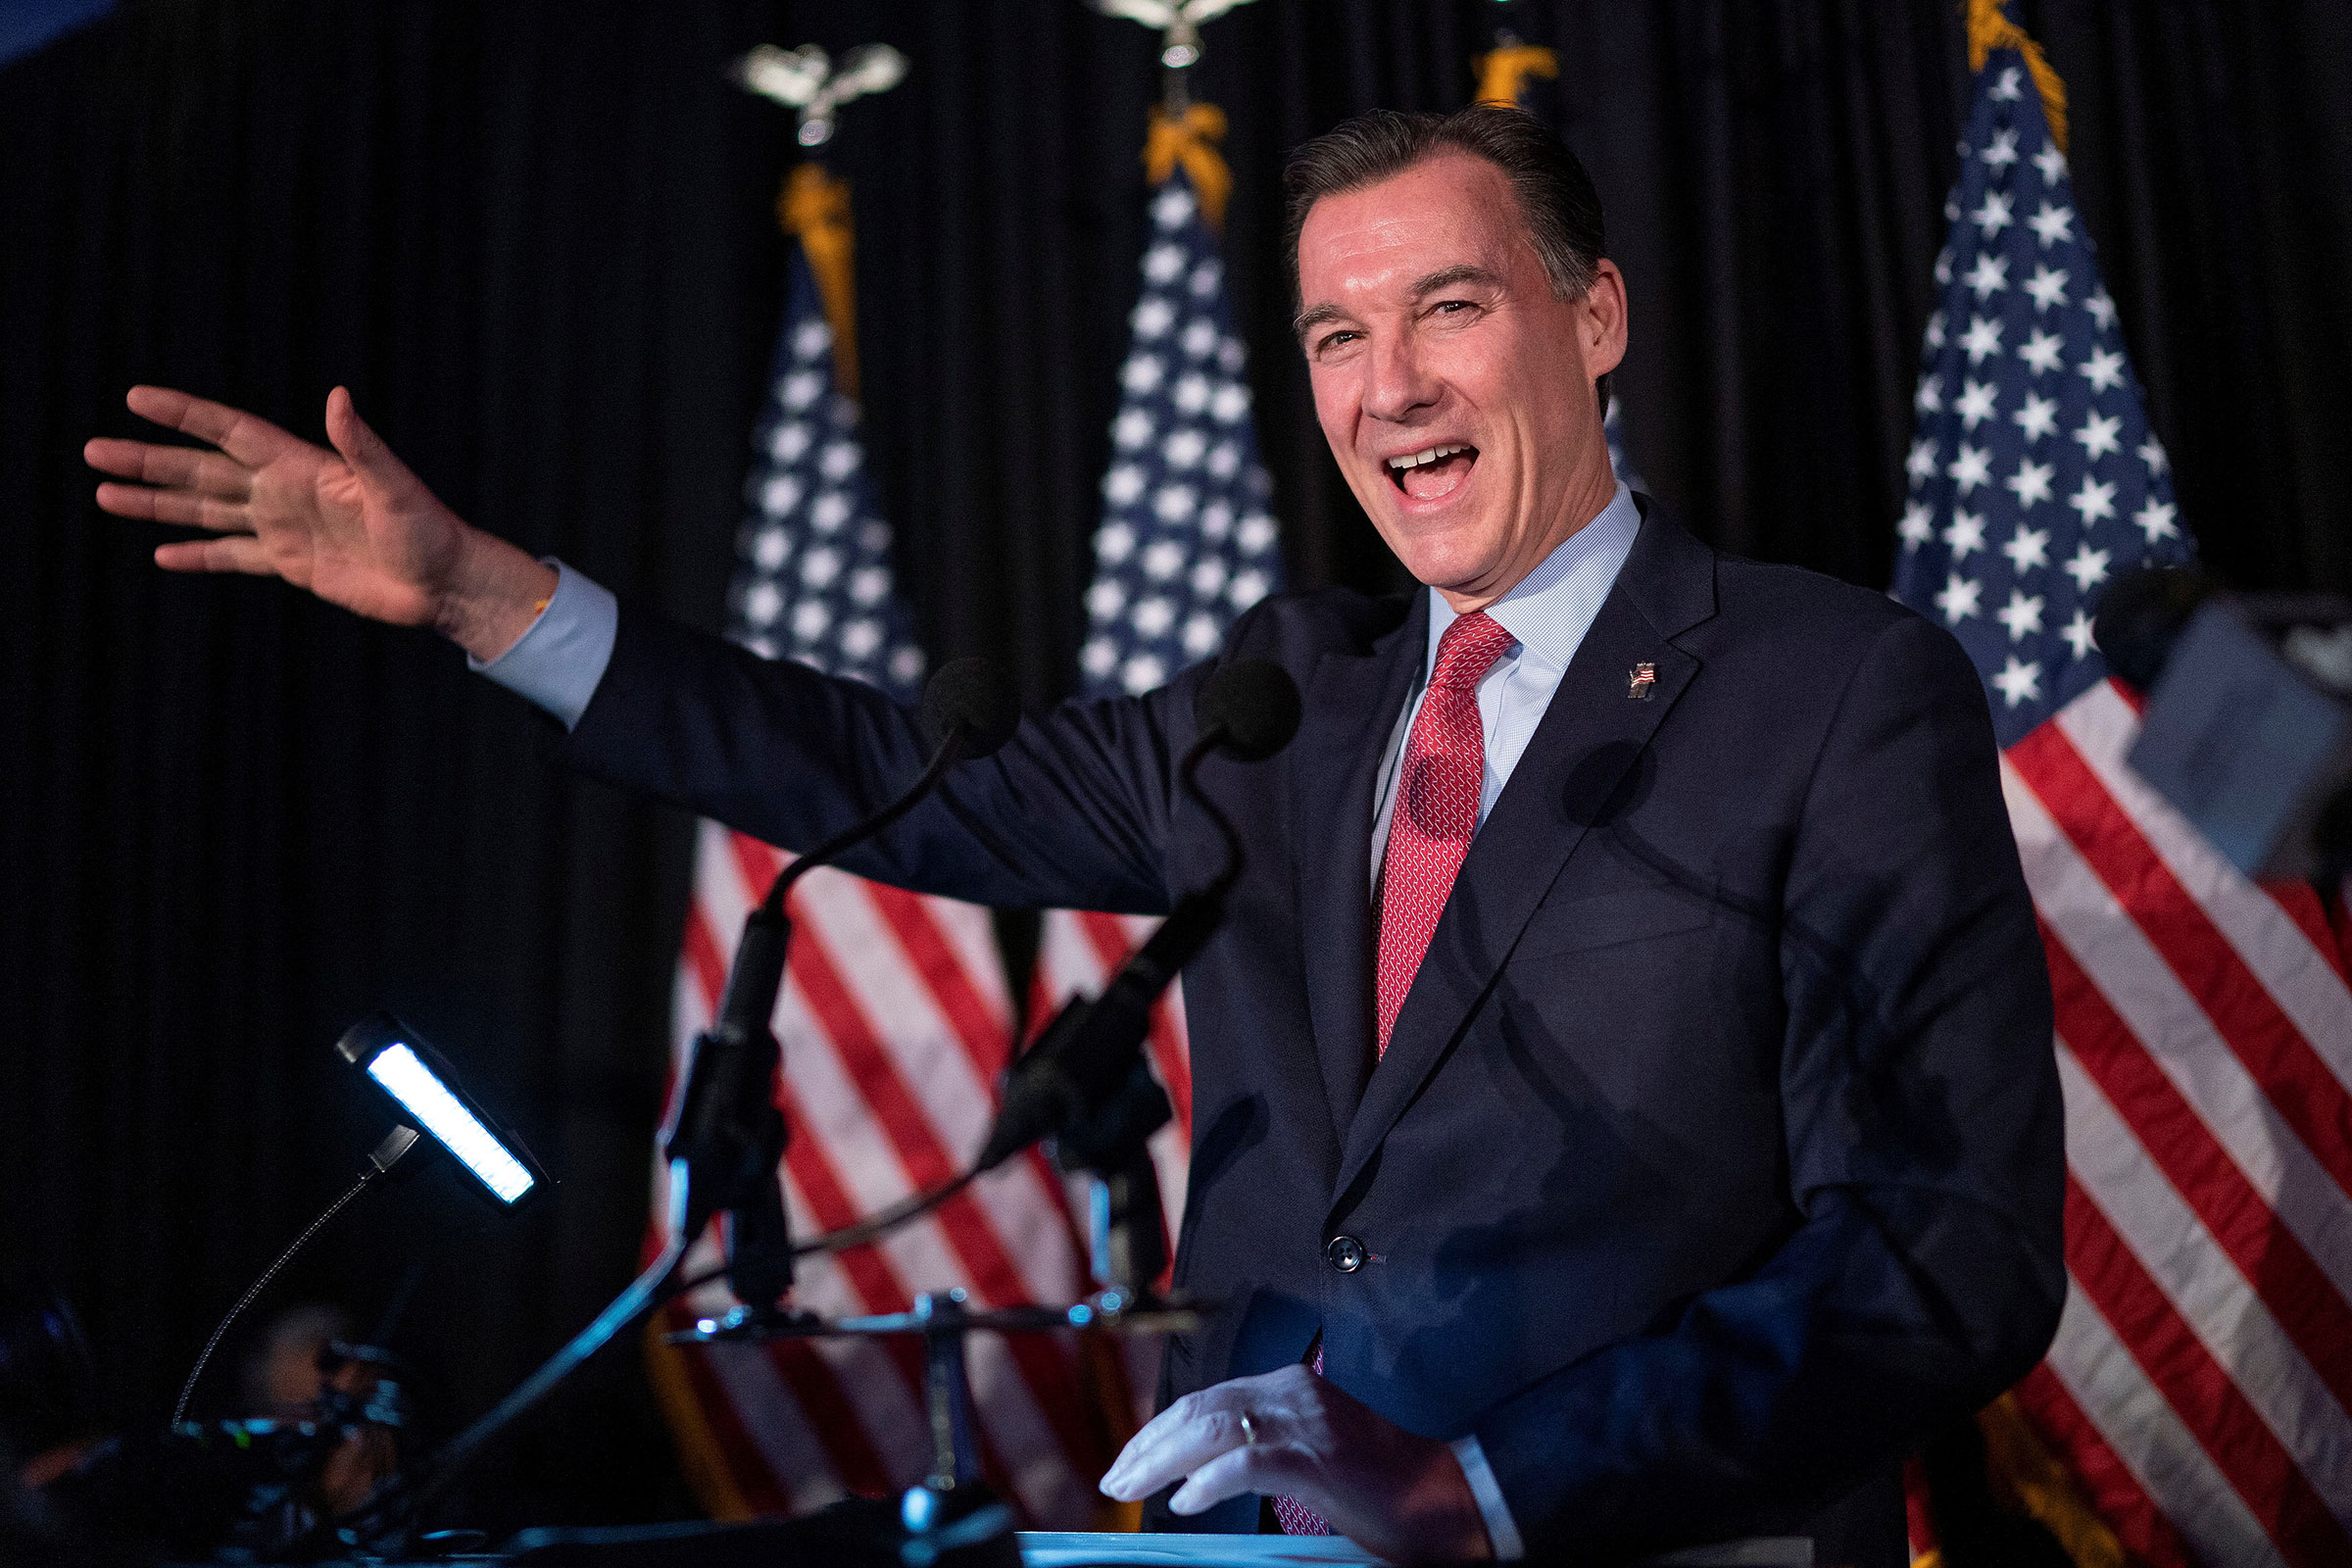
[1425,481,1642,677]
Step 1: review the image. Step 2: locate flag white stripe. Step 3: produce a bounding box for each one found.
[2003,759,2352,1292]
[2055,1045,2352,1485]
[2043,1281,2292,1568]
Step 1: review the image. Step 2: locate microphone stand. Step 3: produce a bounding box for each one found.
[325,723,978,1554]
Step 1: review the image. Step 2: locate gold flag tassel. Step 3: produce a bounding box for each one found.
[1143,102,1233,232]
[779,162,861,401]
[1474,43,1558,110]
[1967,0,2069,154]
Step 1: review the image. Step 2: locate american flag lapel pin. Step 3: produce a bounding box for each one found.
[1628,662,1656,700]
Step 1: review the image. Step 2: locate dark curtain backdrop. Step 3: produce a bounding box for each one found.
[2,0,2345,1529]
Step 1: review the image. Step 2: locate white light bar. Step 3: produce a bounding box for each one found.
[367,1043,537,1204]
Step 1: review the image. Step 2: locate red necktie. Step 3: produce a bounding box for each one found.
[1374,610,1516,1057]
[1271,611,1514,1539]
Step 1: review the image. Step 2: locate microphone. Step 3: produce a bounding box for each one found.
[2092,564,2214,692]
[1196,656,1303,762]
[670,658,1019,1300]
[976,660,1300,1175]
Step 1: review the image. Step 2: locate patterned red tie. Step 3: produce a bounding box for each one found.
[1271,610,1514,1539]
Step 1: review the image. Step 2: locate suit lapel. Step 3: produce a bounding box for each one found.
[1293,593,1429,1142]
[1331,507,1720,1204]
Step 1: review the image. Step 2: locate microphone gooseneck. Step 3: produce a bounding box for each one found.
[977,660,1300,1174]
[760,657,1019,922]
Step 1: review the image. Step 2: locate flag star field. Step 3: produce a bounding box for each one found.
[731,256,926,703]
[1082,173,1283,699]
[1890,60,2190,747]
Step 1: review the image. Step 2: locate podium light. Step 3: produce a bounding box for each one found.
[336,1012,543,1205]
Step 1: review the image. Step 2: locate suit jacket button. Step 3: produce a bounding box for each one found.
[1326,1235,1367,1273]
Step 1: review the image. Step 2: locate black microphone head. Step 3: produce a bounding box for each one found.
[920,658,1019,759]
[2094,564,2213,691]
[1194,659,1302,761]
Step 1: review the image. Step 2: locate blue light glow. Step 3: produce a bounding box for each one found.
[367,1043,535,1203]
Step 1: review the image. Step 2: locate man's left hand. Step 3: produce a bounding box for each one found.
[1098,1364,1493,1562]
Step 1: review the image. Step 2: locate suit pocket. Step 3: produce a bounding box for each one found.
[1513,883,1714,961]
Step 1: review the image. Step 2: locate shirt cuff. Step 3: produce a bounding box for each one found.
[468,559,618,732]
[1449,1435,1526,1561]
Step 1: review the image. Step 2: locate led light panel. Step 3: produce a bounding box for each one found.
[367,1043,536,1203]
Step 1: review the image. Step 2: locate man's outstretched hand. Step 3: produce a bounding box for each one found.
[1099,1364,1494,1563]
[85,385,556,662]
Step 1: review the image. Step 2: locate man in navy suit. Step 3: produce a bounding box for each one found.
[90,107,2061,1567]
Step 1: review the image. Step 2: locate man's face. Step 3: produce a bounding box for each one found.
[1295,152,1627,608]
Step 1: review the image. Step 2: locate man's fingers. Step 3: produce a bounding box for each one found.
[95,481,253,532]
[156,536,277,576]
[1100,1396,1251,1501]
[322,386,429,505]
[124,384,301,466]
[1164,1444,1271,1517]
[84,438,254,500]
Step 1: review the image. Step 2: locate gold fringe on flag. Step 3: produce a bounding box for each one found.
[642,1314,758,1521]
[1144,103,1233,231]
[1977,1394,2126,1568]
[779,162,861,401]
[1966,0,2069,155]
[1474,44,1558,109]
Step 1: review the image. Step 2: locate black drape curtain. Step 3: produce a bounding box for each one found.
[2,0,2344,1529]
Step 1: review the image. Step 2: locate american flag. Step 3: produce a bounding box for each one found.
[1033,165,1281,1331]
[1892,48,2352,1568]
[647,248,1112,1524]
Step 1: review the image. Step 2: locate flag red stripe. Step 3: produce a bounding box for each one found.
[783,914,1106,1476]
[862,879,1013,1078]
[2061,1176,2351,1566]
[2012,1359,2197,1568]
[2011,723,2352,1194]
[2044,920,2352,1416]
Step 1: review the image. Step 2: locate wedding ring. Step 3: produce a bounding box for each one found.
[1238,1410,1259,1446]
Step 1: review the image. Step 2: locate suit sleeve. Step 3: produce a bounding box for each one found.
[1468,612,2067,1555]
[545,604,1198,914]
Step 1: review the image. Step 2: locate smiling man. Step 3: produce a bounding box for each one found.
[87,106,2061,1567]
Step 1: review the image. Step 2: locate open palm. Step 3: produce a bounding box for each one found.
[86,384,467,629]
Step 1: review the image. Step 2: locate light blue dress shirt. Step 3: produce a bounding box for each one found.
[471,560,616,730]
[475,491,1641,1561]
